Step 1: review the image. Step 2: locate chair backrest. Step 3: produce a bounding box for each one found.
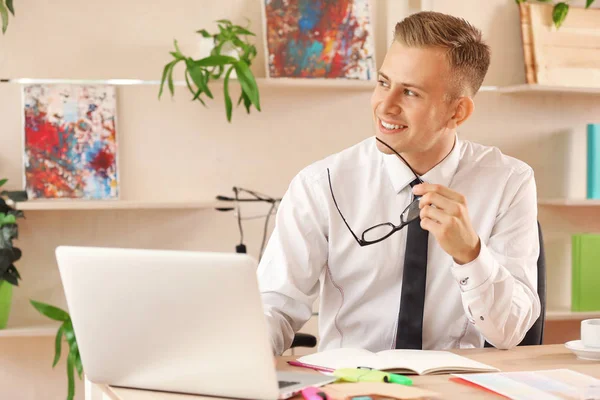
[485,221,546,347]
[517,221,546,345]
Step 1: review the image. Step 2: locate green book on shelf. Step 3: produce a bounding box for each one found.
[572,234,600,312]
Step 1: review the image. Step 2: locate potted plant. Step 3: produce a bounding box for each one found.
[159,19,261,122]
[0,178,27,328]
[0,0,15,34]
[516,0,596,28]
[31,300,82,400]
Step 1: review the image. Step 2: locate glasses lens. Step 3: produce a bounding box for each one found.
[363,223,395,242]
[401,197,421,223]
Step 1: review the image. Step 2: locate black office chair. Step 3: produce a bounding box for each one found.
[292,221,547,349]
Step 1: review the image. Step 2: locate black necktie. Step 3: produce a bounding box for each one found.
[395,178,429,349]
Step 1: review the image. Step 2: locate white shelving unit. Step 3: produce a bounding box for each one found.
[0,325,59,337]
[546,308,600,321]
[538,198,600,206]
[4,78,600,95]
[14,199,223,211]
[480,84,600,95]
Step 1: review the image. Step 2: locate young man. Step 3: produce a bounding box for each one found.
[257,11,540,355]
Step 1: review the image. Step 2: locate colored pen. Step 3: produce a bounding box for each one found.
[301,386,328,400]
[287,360,335,373]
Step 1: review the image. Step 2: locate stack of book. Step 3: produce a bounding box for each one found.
[589,124,600,200]
[572,234,600,312]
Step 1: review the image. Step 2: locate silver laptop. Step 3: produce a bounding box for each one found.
[56,246,334,400]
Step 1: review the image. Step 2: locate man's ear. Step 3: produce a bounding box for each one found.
[447,97,474,129]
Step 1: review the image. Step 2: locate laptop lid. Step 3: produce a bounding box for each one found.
[56,246,281,400]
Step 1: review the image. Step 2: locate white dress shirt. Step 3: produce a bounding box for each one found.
[257,135,541,355]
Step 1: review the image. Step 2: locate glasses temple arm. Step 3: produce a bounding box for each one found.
[327,168,364,246]
[375,137,424,183]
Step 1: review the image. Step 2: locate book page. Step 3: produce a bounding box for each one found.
[451,369,600,400]
[296,348,383,370]
[376,349,499,375]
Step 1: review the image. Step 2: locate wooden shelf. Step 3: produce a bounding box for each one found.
[538,199,600,206]
[2,77,376,90]
[14,200,223,211]
[0,325,59,337]
[546,308,600,321]
[5,78,600,94]
[480,84,600,94]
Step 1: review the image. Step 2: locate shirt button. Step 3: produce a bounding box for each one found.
[460,277,469,286]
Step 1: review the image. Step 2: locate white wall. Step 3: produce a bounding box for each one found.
[0,0,599,392]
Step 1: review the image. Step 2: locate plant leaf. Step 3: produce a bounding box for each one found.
[223,66,234,122]
[515,0,526,3]
[240,90,252,114]
[0,214,16,226]
[3,265,19,286]
[233,26,255,36]
[158,60,175,99]
[0,249,11,273]
[8,263,20,279]
[10,247,21,263]
[1,223,17,243]
[6,0,14,15]
[63,319,83,378]
[184,71,207,106]
[196,29,212,38]
[194,55,237,67]
[0,199,8,215]
[53,325,64,367]
[67,351,75,400]
[0,1,8,35]
[216,19,232,26]
[74,349,83,379]
[586,0,595,8]
[1,190,28,202]
[234,61,261,111]
[187,62,213,99]
[167,61,176,97]
[553,2,569,28]
[30,300,71,322]
[8,209,24,219]
[173,39,184,58]
[0,179,7,188]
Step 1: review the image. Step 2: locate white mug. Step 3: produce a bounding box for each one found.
[581,319,600,348]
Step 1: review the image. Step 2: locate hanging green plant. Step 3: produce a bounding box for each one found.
[30,300,82,400]
[516,0,596,28]
[159,19,261,122]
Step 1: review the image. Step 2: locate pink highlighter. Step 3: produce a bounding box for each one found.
[301,386,328,400]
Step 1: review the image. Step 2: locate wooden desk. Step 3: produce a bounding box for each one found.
[90,344,600,400]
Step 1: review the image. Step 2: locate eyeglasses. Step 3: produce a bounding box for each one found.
[327,138,424,246]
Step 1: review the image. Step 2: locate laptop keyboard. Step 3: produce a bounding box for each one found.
[278,380,300,389]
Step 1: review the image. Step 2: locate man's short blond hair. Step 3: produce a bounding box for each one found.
[394,11,491,97]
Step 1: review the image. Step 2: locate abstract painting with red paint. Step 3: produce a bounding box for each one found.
[263,0,376,80]
[22,84,119,200]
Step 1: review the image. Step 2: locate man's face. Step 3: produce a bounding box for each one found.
[371,41,459,156]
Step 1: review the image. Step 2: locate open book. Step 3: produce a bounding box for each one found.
[296,348,500,375]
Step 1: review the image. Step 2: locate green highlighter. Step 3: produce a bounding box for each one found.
[333,367,413,386]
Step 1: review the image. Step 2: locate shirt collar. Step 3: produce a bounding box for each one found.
[381,134,461,194]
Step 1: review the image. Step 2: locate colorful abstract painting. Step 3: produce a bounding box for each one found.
[263,0,376,80]
[22,84,119,200]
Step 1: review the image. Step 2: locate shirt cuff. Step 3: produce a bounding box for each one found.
[451,240,498,292]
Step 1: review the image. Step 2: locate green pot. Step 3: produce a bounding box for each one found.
[0,280,13,329]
